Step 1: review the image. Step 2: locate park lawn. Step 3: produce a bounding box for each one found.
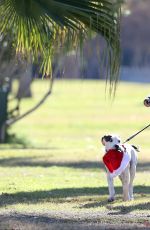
[0,80,150,229]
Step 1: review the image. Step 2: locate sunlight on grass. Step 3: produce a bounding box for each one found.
[0,80,150,226]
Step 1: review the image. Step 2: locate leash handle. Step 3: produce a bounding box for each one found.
[124,123,150,143]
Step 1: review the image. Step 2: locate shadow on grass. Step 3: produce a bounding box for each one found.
[4,134,31,148]
[0,157,104,169]
[0,187,105,207]
[0,134,59,150]
[107,202,150,215]
[0,213,147,229]
[0,157,149,171]
[0,213,74,227]
[81,201,150,214]
[0,186,149,211]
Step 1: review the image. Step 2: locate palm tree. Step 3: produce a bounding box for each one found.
[0,0,122,90]
[0,0,122,142]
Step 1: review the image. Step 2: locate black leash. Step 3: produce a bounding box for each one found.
[124,123,150,143]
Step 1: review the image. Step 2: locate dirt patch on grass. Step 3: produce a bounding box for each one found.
[0,211,149,230]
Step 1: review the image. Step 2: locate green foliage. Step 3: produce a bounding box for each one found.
[0,0,122,92]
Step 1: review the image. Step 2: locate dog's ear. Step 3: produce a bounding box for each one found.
[103,135,113,142]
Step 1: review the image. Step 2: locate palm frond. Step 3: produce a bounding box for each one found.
[0,0,122,93]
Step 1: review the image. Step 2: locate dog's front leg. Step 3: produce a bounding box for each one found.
[107,170,115,202]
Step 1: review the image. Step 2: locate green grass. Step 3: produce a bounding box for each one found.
[0,80,150,228]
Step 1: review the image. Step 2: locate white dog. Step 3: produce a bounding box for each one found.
[101,134,138,202]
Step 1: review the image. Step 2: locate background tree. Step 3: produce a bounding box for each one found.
[0,30,34,142]
[0,0,122,87]
[121,0,150,66]
[0,0,122,142]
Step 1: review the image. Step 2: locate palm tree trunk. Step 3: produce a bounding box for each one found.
[0,85,9,143]
[0,124,7,143]
[16,63,32,99]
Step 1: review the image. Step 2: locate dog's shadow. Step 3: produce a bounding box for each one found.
[80,200,110,209]
[79,185,150,214]
[80,200,150,215]
[107,202,150,215]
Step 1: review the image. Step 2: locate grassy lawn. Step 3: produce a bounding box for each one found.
[0,80,150,229]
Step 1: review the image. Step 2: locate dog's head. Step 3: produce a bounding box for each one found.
[101,134,121,151]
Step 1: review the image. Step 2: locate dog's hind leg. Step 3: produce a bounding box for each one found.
[107,170,115,202]
[120,165,130,201]
[129,163,136,200]
[129,148,138,200]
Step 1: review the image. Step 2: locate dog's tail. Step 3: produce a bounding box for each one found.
[131,145,140,152]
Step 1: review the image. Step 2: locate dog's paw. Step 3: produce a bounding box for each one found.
[108,197,115,203]
[123,197,130,202]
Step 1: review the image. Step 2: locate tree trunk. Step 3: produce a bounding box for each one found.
[16,63,32,99]
[0,123,6,143]
[0,85,8,143]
